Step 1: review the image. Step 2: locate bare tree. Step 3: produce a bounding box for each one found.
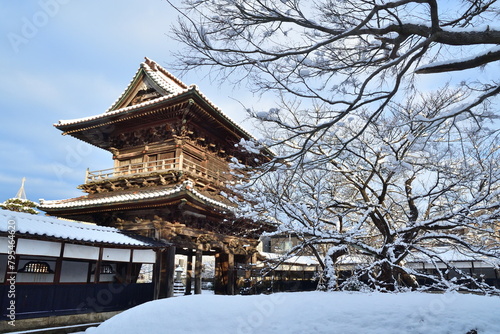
[170,0,500,292]
[170,0,500,160]
[232,89,500,292]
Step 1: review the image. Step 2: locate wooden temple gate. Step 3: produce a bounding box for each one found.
[120,215,261,297]
[40,57,272,299]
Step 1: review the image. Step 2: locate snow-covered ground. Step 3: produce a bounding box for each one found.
[79,291,500,334]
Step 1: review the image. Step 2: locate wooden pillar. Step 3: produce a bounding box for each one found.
[227,252,235,295]
[194,246,203,294]
[176,138,184,171]
[153,246,176,299]
[214,252,237,295]
[165,246,176,298]
[185,251,193,295]
[53,242,65,284]
[93,247,103,283]
[214,252,226,295]
[153,249,162,300]
[243,252,257,291]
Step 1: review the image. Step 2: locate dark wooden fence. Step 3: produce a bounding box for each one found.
[1,283,153,320]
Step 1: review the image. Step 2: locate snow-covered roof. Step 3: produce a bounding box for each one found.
[39,180,234,212]
[55,57,254,140]
[406,247,492,263]
[260,252,319,266]
[105,56,188,112]
[334,247,496,266]
[0,209,166,247]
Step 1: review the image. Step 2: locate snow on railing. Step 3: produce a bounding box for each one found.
[85,157,228,184]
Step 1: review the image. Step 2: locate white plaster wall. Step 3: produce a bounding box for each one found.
[64,244,99,260]
[17,239,61,257]
[132,249,156,263]
[102,248,130,262]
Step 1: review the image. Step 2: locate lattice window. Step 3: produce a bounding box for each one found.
[19,261,53,273]
[100,264,115,274]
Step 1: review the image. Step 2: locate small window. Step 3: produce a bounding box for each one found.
[100,264,115,274]
[19,261,53,274]
[92,264,115,274]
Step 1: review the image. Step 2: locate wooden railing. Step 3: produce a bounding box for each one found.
[85,157,229,184]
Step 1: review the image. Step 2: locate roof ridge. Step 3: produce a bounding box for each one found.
[144,57,188,90]
[105,57,188,113]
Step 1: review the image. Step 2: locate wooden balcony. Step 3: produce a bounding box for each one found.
[85,157,229,185]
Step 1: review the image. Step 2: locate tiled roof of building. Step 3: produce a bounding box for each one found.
[55,57,253,139]
[0,209,166,247]
[38,181,234,212]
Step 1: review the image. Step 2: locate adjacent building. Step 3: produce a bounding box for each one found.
[0,208,165,332]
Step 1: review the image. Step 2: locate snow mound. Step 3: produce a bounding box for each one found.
[84,291,500,334]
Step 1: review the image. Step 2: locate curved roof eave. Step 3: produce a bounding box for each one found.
[39,180,235,213]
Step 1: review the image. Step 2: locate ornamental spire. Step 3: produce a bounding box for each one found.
[15,177,27,200]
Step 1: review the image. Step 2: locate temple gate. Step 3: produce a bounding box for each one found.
[40,58,272,297]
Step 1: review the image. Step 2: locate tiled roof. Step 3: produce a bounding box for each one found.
[105,57,188,112]
[39,181,234,212]
[0,209,165,247]
[55,57,254,139]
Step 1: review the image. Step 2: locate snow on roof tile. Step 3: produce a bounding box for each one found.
[1,209,164,247]
[105,57,188,113]
[55,57,254,139]
[39,181,234,212]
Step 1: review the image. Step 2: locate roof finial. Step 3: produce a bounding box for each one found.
[144,57,157,71]
[15,177,27,200]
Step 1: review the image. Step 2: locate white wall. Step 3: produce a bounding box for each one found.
[64,244,100,260]
[16,239,61,257]
[103,248,131,262]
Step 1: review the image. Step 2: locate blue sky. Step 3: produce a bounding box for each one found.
[0,0,266,205]
[1,1,497,207]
